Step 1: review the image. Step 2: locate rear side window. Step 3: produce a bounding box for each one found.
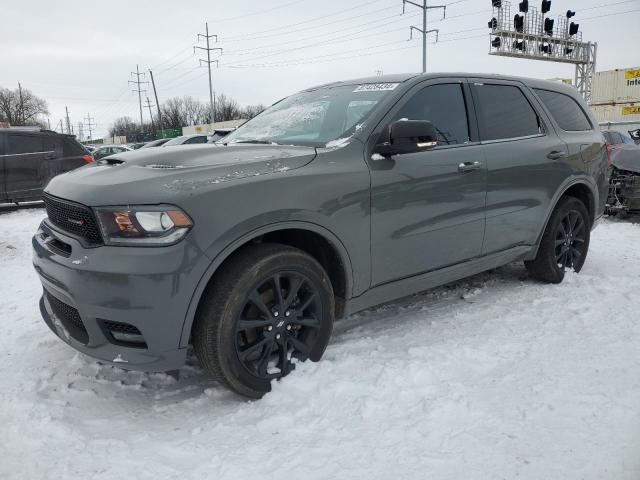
[62,137,87,156]
[534,89,592,131]
[474,84,542,141]
[8,135,44,154]
[393,83,470,146]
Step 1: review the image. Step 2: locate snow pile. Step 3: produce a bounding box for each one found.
[0,208,639,479]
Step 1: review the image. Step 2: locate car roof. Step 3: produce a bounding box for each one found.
[305,72,581,98]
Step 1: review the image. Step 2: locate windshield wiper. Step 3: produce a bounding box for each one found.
[232,140,277,145]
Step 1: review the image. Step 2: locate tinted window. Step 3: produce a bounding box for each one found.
[8,135,44,154]
[475,84,542,141]
[62,137,86,156]
[394,84,470,146]
[609,132,623,145]
[602,131,613,144]
[534,89,591,131]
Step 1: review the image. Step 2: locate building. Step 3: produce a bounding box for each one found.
[590,66,640,136]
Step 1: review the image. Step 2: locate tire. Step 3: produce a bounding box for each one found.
[193,243,335,398]
[525,196,591,284]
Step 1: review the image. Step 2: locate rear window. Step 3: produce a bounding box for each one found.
[534,89,592,131]
[8,134,44,154]
[474,84,542,141]
[62,136,87,156]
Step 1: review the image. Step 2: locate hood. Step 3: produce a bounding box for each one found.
[610,146,640,174]
[45,144,316,206]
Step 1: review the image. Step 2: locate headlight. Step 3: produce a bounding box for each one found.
[95,206,193,246]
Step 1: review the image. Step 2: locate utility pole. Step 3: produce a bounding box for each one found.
[129,64,148,137]
[195,23,222,124]
[77,123,84,142]
[149,69,164,136]
[84,113,96,141]
[403,0,446,73]
[65,106,72,135]
[17,82,24,125]
[144,96,156,133]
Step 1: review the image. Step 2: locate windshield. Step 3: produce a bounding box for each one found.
[223,83,400,147]
[163,136,190,146]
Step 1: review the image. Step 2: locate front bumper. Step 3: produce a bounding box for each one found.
[32,219,209,372]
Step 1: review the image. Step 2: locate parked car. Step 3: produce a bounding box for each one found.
[0,127,92,203]
[92,145,132,161]
[207,128,235,143]
[141,138,171,148]
[127,143,146,150]
[33,73,607,398]
[85,145,97,153]
[603,130,640,215]
[162,134,209,146]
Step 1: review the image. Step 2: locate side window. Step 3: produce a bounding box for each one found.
[474,84,542,141]
[610,132,623,145]
[393,83,470,146]
[533,89,592,131]
[186,136,207,144]
[8,135,44,154]
[62,137,86,156]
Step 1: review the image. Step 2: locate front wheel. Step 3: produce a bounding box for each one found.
[525,196,591,284]
[193,244,334,398]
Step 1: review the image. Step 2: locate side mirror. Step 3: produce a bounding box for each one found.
[375,120,438,157]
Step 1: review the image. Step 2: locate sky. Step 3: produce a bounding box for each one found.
[1,0,638,138]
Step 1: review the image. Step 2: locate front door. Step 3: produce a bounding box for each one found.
[368,80,487,286]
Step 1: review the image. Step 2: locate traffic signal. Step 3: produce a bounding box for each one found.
[488,17,498,29]
[544,17,554,35]
[564,47,574,55]
[492,0,502,7]
[491,37,502,48]
[541,0,551,14]
[569,22,579,36]
[514,14,525,32]
[540,44,553,54]
[519,0,529,13]
[566,10,575,18]
[513,40,526,51]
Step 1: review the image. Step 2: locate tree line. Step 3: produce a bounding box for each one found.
[108,95,266,137]
[0,85,49,127]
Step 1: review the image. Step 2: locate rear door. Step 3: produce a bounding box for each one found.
[470,79,568,254]
[368,78,487,285]
[3,132,50,201]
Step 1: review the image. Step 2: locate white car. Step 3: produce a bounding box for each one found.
[162,134,209,146]
[92,145,133,161]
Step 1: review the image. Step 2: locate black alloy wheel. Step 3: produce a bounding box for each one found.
[554,209,587,270]
[235,272,322,380]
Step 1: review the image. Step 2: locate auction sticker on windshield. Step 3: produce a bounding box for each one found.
[353,83,399,92]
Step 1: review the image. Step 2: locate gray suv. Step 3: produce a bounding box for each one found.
[32,73,607,398]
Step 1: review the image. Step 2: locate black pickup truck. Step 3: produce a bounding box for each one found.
[0,128,92,203]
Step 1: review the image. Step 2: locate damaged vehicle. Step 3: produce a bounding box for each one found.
[604,130,640,215]
[32,74,607,398]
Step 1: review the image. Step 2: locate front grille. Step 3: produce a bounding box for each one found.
[43,193,103,246]
[45,291,89,344]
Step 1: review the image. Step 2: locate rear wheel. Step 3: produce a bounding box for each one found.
[525,196,590,283]
[193,244,334,398]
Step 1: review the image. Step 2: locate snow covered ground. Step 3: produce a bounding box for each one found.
[0,207,639,480]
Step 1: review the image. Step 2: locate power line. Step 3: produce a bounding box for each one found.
[403,0,446,73]
[195,22,222,123]
[129,64,148,134]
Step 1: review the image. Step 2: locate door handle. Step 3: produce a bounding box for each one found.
[458,161,482,173]
[547,150,567,160]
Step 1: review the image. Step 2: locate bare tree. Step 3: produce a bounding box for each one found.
[215,94,242,122]
[242,104,267,119]
[109,116,139,137]
[0,85,49,126]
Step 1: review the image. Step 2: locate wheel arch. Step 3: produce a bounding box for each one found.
[179,221,354,348]
[527,178,597,260]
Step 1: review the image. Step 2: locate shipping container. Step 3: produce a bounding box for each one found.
[591,103,640,123]
[591,66,640,106]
